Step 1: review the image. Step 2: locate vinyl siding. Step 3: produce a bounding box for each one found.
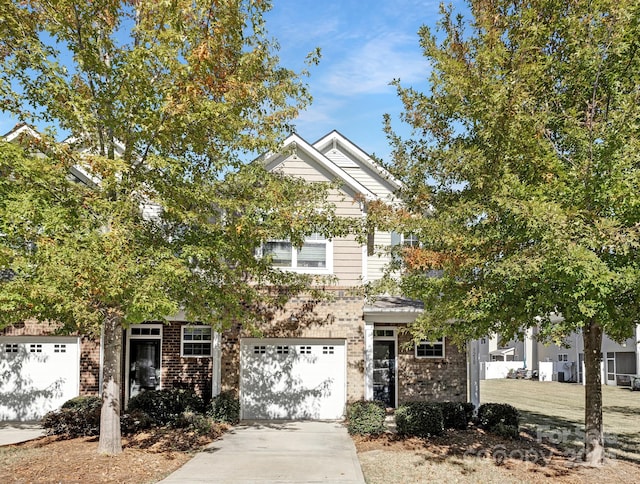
[270,152,365,287]
[367,230,393,282]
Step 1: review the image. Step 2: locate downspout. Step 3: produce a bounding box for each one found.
[99,325,104,396]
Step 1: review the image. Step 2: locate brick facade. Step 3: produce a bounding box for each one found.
[396,329,467,403]
[79,336,100,395]
[160,322,213,399]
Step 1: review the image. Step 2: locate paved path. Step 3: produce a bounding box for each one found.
[0,421,43,446]
[160,420,365,484]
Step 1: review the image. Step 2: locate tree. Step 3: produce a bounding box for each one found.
[382,0,640,465]
[0,0,340,455]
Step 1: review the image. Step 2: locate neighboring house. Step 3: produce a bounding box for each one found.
[479,322,640,386]
[0,127,468,421]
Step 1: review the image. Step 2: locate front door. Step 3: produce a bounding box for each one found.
[128,339,161,399]
[373,340,396,408]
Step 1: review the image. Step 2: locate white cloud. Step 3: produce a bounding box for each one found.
[321,32,429,96]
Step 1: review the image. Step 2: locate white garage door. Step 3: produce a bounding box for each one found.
[0,337,80,420]
[240,338,346,420]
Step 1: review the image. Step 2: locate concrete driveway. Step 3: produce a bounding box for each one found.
[160,420,365,483]
[0,421,43,446]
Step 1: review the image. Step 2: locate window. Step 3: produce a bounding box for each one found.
[323,346,335,354]
[131,327,161,336]
[253,345,266,354]
[299,346,312,355]
[54,344,67,353]
[276,345,290,354]
[403,233,420,248]
[374,329,394,338]
[29,344,42,353]
[182,326,212,357]
[558,354,568,362]
[263,234,331,272]
[415,338,445,358]
[4,344,18,353]
[391,232,420,263]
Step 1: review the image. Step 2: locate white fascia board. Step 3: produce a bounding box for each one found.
[312,130,403,190]
[3,123,41,142]
[263,133,377,201]
[63,135,126,158]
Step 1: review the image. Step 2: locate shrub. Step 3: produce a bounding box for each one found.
[175,411,217,435]
[395,402,444,438]
[477,403,519,434]
[346,400,386,435]
[462,402,475,424]
[61,395,102,411]
[43,396,101,437]
[127,388,205,425]
[437,401,471,430]
[206,390,240,424]
[120,409,154,435]
[492,422,520,439]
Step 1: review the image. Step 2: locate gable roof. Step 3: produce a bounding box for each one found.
[261,132,377,200]
[261,131,401,202]
[2,123,41,143]
[312,130,401,191]
[2,123,100,187]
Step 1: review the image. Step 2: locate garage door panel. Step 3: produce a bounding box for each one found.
[0,338,80,420]
[241,339,346,420]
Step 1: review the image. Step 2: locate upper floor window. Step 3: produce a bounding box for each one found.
[263,233,332,272]
[415,338,445,358]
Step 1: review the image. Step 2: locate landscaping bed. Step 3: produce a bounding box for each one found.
[0,425,227,483]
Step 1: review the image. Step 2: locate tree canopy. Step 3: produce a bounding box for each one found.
[380,0,640,464]
[0,0,341,454]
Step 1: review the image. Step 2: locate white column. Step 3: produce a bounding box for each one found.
[212,332,222,397]
[636,324,640,377]
[364,321,374,400]
[468,339,480,410]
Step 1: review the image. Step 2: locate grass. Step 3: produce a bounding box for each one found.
[481,379,640,463]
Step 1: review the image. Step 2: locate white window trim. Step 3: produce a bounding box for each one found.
[558,353,569,362]
[181,325,213,358]
[415,337,446,358]
[262,237,334,275]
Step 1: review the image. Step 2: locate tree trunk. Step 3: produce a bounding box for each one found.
[583,320,604,465]
[97,311,123,455]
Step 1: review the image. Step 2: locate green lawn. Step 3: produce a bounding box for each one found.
[481,379,640,462]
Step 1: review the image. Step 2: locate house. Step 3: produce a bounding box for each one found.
[478,322,640,385]
[0,128,468,421]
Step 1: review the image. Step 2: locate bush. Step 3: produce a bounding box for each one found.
[492,422,520,439]
[437,401,472,430]
[120,409,154,435]
[462,402,475,424]
[43,396,101,437]
[61,395,102,411]
[207,391,240,424]
[395,402,444,438]
[477,403,519,434]
[174,411,217,435]
[127,388,205,426]
[346,400,386,435]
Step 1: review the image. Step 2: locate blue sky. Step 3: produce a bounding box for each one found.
[1,0,465,163]
[265,0,460,161]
